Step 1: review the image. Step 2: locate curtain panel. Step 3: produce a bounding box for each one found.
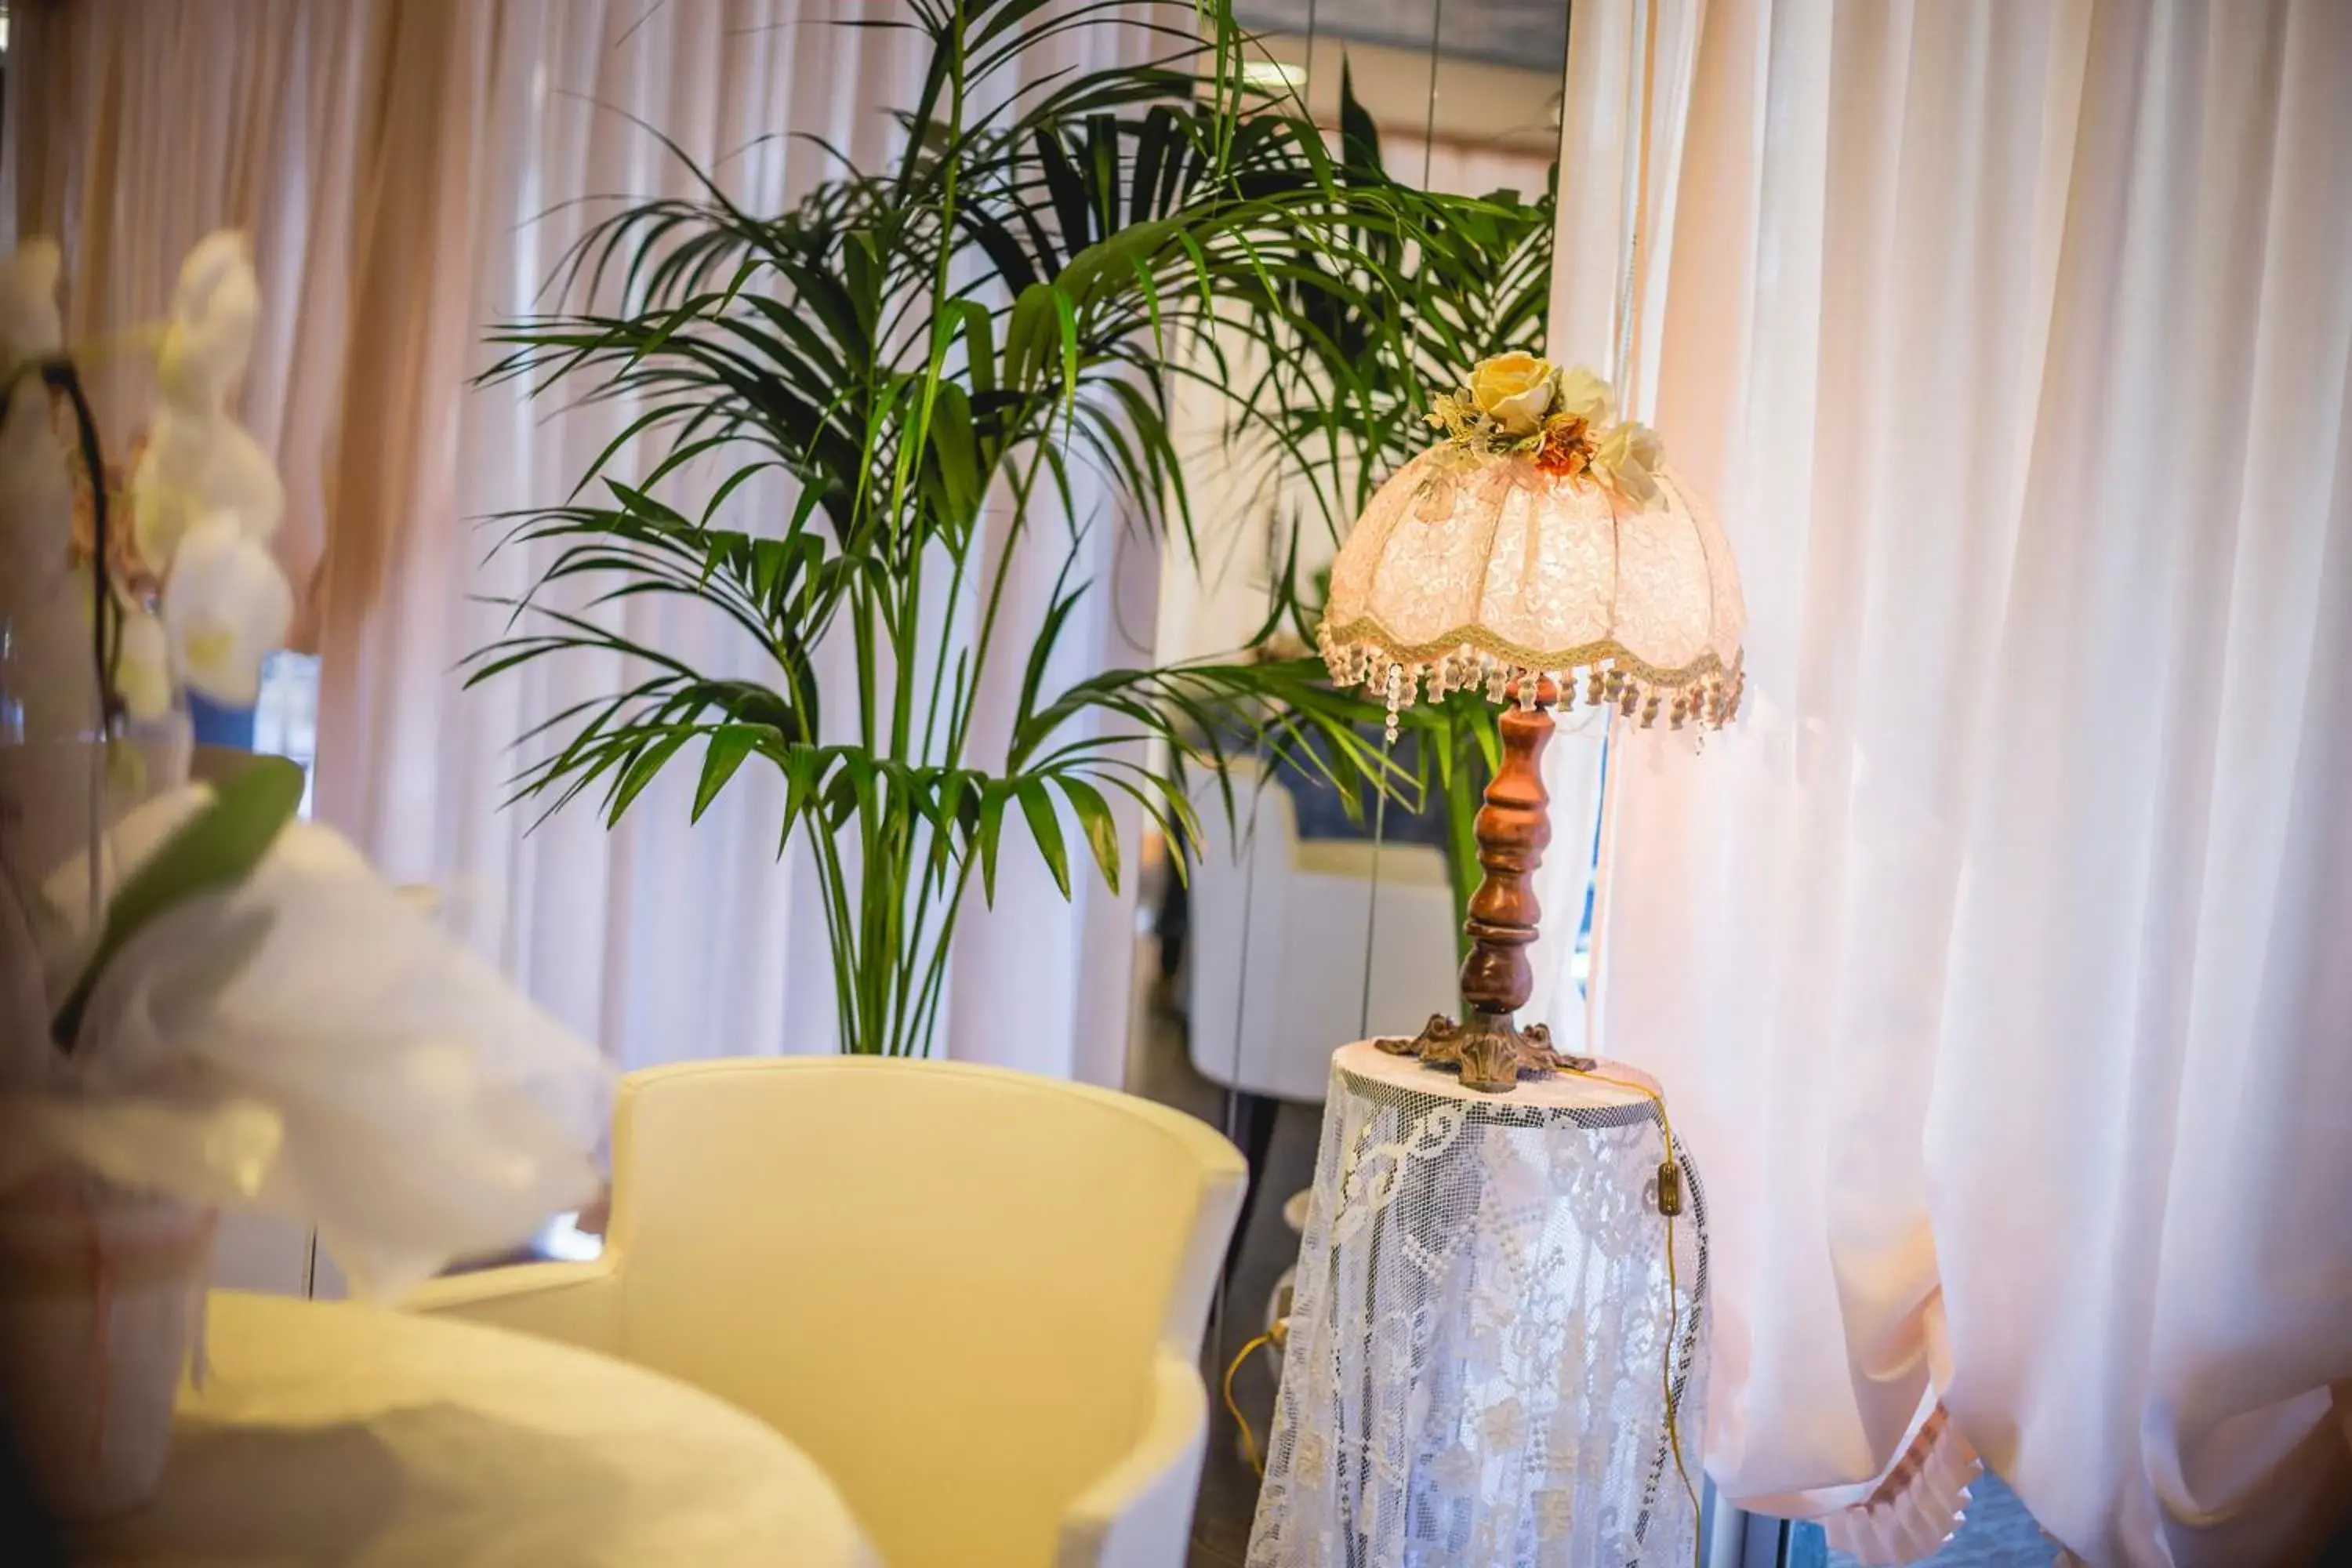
[6,0,370,646]
[1557,2,2352,1563]
[9,0,1160,1083]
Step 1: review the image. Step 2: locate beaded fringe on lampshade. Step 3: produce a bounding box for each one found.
[1318,450,1747,737]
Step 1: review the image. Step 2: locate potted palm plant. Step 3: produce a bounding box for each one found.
[470,0,1414,1058]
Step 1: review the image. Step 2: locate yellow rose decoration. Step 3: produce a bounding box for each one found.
[1468,351,1556,437]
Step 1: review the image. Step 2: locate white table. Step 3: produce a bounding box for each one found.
[74,1290,877,1566]
[1247,1042,1710,1567]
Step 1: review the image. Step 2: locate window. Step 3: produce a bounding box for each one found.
[251,650,319,817]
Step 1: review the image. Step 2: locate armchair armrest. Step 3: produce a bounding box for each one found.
[402,1258,622,1356]
[1054,1350,1211,1568]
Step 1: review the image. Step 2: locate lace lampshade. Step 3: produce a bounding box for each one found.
[1318,447,1746,734]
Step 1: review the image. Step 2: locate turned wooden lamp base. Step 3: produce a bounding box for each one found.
[1376,677,1595,1095]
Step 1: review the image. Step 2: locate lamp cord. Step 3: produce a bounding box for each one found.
[1356,729,1392,1041]
[1210,771,1265,1364]
[1572,1062,1702,1568]
[1225,1328,1279,1477]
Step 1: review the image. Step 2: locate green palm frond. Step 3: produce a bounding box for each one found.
[1203,64,1562,963]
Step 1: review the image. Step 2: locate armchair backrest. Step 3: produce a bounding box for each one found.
[600,1057,1243,1568]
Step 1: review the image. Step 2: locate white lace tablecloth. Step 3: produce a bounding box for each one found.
[1248,1041,1709,1568]
[72,1290,877,1566]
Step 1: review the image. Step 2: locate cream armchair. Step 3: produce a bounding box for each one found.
[405,1058,1244,1568]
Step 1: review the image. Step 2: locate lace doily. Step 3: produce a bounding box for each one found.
[1248,1044,1709,1567]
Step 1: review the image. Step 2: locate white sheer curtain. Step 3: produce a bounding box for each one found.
[1552,2,2352,1564]
[325,0,1160,1081]
[5,0,372,641]
[13,1,1159,1083]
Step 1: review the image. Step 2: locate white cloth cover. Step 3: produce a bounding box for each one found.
[1249,1043,1707,1568]
[72,1290,877,1566]
[1552,2,2352,1563]
[5,782,607,1303]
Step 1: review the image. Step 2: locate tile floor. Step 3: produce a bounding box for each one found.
[1183,1091,1323,1567]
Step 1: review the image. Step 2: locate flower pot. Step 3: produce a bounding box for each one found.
[0,1172,216,1521]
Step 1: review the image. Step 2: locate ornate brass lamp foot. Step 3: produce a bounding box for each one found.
[1379,1011,1596,1094]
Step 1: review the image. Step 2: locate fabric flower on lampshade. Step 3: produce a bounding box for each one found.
[1421,353,1668,508]
[1468,351,1558,436]
[1327,356,1745,739]
[1592,419,1664,507]
[1552,364,1614,426]
[116,230,293,714]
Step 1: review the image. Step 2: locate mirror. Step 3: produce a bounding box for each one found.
[1118,2,1577,1553]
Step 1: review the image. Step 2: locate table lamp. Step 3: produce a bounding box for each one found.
[1317,354,1746,1093]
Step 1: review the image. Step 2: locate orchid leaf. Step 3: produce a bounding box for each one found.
[51,754,305,1050]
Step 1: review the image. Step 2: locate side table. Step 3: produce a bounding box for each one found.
[1247,1041,1708,1567]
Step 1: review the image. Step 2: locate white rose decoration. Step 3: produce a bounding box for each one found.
[1553,364,1616,427]
[1592,420,1665,508]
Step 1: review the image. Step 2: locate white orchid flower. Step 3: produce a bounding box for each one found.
[132,422,285,566]
[158,232,259,411]
[115,601,177,722]
[132,230,284,566]
[162,513,292,706]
